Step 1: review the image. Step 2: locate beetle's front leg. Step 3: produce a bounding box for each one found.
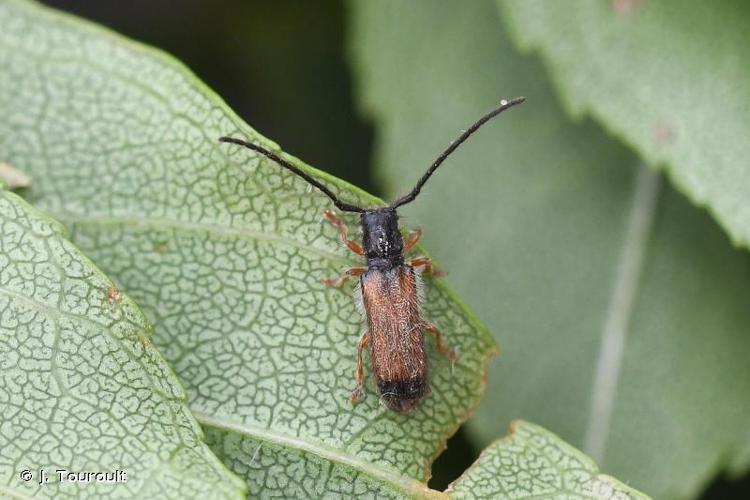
[403,228,422,253]
[408,256,447,277]
[323,266,367,287]
[351,332,370,405]
[323,209,364,256]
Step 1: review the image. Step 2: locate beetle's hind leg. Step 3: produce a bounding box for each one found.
[351,332,370,405]
[323,209,364,256]
[422,321,457,363]
[409,256,447,277]
[323,266,366,287]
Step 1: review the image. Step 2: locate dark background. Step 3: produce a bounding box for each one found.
[39,1,749,497]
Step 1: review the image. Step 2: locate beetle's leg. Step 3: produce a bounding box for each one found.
[323,209,364,256]
[351,332,370,405]
[408,256,447,277]
[422,321,457,363]
[403,228,422,253]
[323,266,366,288]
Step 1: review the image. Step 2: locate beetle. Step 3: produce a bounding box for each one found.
[220,96,524,412]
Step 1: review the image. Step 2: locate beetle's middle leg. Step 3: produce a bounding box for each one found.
[323,266,366,287]
[351,332,370,405]
[422,321,457,363]
[323,209,364,256]
[408,256,447,277]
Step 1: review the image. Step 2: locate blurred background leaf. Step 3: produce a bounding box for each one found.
[499,0,750,248]
[349,1,750,499]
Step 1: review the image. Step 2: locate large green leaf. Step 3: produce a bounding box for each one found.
[0,0,495,496]
[0,189,244,499]
[447,421,648,499]
[498,0,750,248]
[349,1,750,498]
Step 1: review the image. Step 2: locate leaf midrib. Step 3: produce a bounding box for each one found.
[59,213,356,264]
[584,165,661,462]
[194,411,446,499]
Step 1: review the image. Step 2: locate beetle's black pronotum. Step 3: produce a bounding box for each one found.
[220,96,525,412]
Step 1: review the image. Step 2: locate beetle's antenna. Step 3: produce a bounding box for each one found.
[219,137,366,213]
[390,97,526,209]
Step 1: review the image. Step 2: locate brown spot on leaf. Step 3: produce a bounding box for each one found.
[653,125,674,145]
[0,161,32,189]
[612,0,638,16]
[107,287,122,303]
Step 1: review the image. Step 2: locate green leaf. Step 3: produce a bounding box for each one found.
[0,190,244,499]
[448,421,649,499]
[0,0,495,496]
[349,1,750,498]
[497,0,750,248]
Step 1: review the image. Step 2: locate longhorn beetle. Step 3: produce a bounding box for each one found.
[220,96,525,413]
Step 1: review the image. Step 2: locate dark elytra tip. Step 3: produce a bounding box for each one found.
[378,378,428,413]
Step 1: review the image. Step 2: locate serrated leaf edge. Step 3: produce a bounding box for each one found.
[445,420,651,499]
[495,0,749,251]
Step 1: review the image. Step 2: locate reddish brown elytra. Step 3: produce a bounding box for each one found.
[220,97,525,413]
